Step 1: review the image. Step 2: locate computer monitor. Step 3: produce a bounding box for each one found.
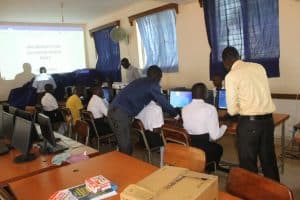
[11,116,36,163]
[2,112,14,140]
[37,113,68,154]
[217,89,227,109]
[169,90,192,108]
[205,90,214,105]
[102,87,111,103]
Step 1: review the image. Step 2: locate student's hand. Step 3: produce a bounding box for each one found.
[174,114,180,120]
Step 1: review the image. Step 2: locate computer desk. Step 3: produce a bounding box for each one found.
[164,112,290,174]
[0,133,98,187]
[8,151,241,200]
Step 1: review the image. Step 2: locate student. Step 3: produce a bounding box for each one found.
[211,74,224,106]
[41,84,62,123]
[121,57,141,83]
[66,85,84,124]
[32,66,56,104]
[182,83,227,172]
[108,65,178,155]
[135,101,165,166]
[222,46,279,181]
[87,86,112,133]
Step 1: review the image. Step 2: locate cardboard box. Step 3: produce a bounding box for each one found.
[121,166,218,200]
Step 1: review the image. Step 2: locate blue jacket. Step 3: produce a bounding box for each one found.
[111,77,178,117]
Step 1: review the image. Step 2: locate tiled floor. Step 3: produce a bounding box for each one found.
[106,134,300,199]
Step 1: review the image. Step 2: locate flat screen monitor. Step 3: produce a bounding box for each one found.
[169,91,192,108]
[2,112,14,140]
[217,89,227,109]
[205,90,214,105]
[37,113,68,154]
[102,87,111,103]
[11,116,36,163]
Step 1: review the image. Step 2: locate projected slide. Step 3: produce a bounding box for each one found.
[0,25,86,80]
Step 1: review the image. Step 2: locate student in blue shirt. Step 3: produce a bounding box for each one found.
[108,65,178,155]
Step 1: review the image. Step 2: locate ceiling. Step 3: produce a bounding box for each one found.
[0,0,195,24]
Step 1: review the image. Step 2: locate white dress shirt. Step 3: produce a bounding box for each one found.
[87,95,108,119]
[135,101,164,131]
[32,73,56,93]
[126,64,141,83]
[225,60,275,116]
[182,99,227,141]
[41,92,59,111]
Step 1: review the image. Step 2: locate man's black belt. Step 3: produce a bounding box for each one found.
[240,113,272,121]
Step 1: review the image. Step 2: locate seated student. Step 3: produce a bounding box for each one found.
[135,100,165,167]
[87,86,112,133]
[182,83,227,172]
[41,84,63,123]
[66,85,84,124]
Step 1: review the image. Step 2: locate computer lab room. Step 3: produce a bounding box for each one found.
[0,0,299,200]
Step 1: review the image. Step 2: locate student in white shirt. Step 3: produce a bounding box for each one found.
[87,86,111,134]
[182,83,227,172]
[135,100,165,166]
[41,84,62,123]
[121,58,141,83]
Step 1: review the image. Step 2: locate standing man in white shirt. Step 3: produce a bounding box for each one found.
[222,46,279,181]
[121,58,141,83]
[135,100,165,167]
[32,67,56,104]
[87,86,111,133]
[41,84,62,123]
[182,83,227,172]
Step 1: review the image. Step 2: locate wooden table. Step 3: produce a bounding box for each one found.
[8,151,240,200]
[0,134,97,187]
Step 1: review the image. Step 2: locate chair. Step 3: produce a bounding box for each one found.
[73,120,89,146]
[132,119,166,163]
[227,167,294,200]
[80,110,115,151]
[162,124,191,146]
[163,143,206,173]
[59,107,74,137]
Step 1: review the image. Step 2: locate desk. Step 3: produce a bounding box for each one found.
[8,151,240,200]
[0,134,97,187]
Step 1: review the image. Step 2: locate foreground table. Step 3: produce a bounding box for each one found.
[8,151,241,200]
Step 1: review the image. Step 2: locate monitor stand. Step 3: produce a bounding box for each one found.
[14,153,36,163]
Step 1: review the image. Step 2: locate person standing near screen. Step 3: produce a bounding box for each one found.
[108,65,178,155]
[32,66,56,104]
[182,83,227,172]
[121,58,141,83]
[222,46,279,181]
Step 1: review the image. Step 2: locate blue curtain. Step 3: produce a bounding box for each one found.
[136,9,178,72]
[203,0,279,78]
[93,26,121,81]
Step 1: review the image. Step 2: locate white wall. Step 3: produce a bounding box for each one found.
[86,0,300,94]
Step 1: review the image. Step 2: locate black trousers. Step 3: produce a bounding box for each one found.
[139,130,164,148]
[43,109,63,123]
[107,107,133,155]
[190,134,223,170]
[237,116,280,181]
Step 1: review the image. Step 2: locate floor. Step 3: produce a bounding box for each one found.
[97,133,300,199]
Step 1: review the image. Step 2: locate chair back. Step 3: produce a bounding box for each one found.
[227,167,294,200]
[164,143,206,173]
[74,120,89,146]
[80,110,99,136]
[162,124,191,146]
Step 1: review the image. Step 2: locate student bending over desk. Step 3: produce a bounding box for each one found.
[182,83,227,172]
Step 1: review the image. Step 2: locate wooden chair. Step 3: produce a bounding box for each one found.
[162,124,191,146]
[227,167,294,200]
[163,143,206,173]
[132,119,166,163]
[59,107,74,137]
[73,120,89,146]
[80,110,115,151]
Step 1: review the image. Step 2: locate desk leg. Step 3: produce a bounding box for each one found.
[281,122,285,174]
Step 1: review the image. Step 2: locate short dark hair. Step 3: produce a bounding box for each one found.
[222,46,240,62]
[192,83,207,99]
[40,66,47,73]
[147,65,162,81]
[44,84,53,92]
[121,58,129,64]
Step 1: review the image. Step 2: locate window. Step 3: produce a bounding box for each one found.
[136,9,179,72]
[204,0,279,77]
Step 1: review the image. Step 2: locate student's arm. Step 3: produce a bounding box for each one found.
[208,107,227,141]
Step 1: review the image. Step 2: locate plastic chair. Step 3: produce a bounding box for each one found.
[132,119,166,163]
[163,143,206,173]
[227,167,294,200]
[80,110,115,151]
[73,120,89,146]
